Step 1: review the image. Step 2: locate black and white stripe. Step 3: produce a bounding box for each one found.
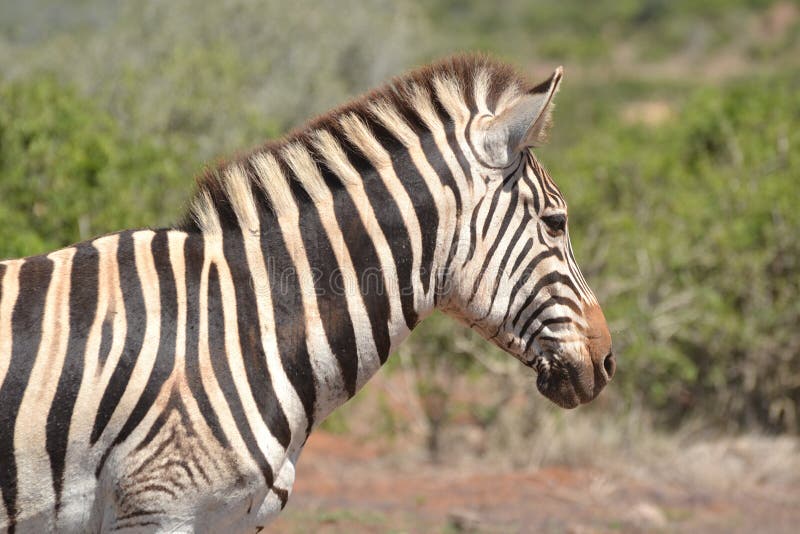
[0,54,613,533]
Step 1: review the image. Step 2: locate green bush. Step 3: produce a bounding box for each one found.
[0,76,185,259]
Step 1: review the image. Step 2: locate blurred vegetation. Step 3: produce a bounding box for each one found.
[1,0,799,439]
[0,76,183,257]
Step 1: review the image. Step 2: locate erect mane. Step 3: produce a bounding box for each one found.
[179,54,537,234]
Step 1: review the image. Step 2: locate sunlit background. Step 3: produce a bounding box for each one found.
[1,1,799,531]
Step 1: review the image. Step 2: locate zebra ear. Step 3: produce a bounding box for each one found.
[483,67,563,165]
[513,66,563,150]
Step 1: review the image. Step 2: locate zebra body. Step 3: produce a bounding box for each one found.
[0,55,614,532]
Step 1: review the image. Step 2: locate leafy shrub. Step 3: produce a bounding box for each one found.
[0,76,185,259]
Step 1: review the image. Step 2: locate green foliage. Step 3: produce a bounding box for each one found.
[0,76,185,259]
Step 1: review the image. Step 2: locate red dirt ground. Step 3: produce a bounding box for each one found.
[273,431,800,533]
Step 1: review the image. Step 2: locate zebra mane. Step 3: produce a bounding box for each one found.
[180,54,537,235]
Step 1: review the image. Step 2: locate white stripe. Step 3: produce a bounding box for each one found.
[0,260,22,387]
[15,248,74,524]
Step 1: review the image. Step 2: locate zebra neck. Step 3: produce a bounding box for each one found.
[244,137,455,428]
[187,124,458,430]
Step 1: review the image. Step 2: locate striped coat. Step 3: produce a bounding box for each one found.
[0,55,613,532]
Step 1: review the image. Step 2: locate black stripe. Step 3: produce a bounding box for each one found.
[46,242,99,515]
[509,238,533,279]
[97,314,114,368]
[107,231,179,450]
[431,89,475,222]
[416,117,462,214]
[521,170,541,215]
[539,166,563,201]
[468,188,520,302]
[465,196,485,264]
[431,91,473,193]
[532,163,555,209]
[253,174,317,434]
[274,486,289,509]
[536,224,548,246]
[563,242,584,297]
[505,157,527,186]
[135,388,191,452]
[0,255,54,532]
[492,249,561,336]
[461,79,520,172]
[485,236,535,340]
[92,231,146,445]
[286,173,359,399]
[130,483,177,499]
[336,129,418,328]
[517,296,582,343]
[315,150,392,363]
[545,190,561,208]
[398,98,467,291]
[222,223,292,448]
[512,271,580,328]
[368,118,439,296]
[481,183,504,240]
[525,316,574,348]
[439,224,460,303]
[414,118,464,305]
[565,241,591,301]
[472,167,525,269]
[206,263,275,488]
[183,234,230,448]
[480,205,533,318]
[115,509,163,523]
[459,72,478,114]
[115,520,161,529]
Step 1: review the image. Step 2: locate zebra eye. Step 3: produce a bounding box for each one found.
[541,213,567,234]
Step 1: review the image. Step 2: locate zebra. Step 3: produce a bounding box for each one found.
[0,55,614,532]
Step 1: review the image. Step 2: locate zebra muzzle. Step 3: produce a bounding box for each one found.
[533,354,608,409]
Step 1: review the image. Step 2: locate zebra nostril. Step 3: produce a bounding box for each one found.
[603,352,616,380]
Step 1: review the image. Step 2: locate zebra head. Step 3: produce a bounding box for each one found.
[441,66,614,408]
